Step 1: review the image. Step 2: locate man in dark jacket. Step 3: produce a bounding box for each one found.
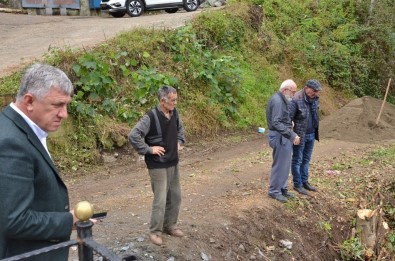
[289,79,322,195]
[128,86,186,246]
[0,63,78,260]
[266,80,300,203]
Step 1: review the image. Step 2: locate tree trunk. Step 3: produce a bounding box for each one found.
[367,0,377,26]
[357,209,377,251]
[356,208,389,259]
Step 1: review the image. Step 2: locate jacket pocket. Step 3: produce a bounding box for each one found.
[268,132,278,149]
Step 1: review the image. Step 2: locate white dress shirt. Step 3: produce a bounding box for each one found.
[10,103,51,158]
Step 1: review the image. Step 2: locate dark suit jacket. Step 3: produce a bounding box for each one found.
[0,105,73,261]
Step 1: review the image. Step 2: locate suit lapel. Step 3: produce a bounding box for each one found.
[2,106,59,175]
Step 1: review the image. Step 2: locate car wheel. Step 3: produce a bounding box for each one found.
[110,12,126,18]
[165,8,179,13]
[183,0,198,11]
[126,0,144,17]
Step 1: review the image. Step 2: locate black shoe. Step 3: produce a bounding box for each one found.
[303,182,317,192]
[268,193,288,203]
[281,189,295,198]
[294,186,309,195]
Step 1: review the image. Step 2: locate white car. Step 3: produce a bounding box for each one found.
[100,0,200,18]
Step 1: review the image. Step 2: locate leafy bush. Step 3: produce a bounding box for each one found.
[255,0,395,99]
[340,237,364,261]
[72,53,118,117]
[1,0,394,169]
[387,232,395,253]
[192,10,246,50]
[165,24,245,118]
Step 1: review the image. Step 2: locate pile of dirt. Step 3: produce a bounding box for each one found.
[320,96,395,143]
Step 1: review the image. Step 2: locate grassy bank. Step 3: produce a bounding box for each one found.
[0,0,394,169]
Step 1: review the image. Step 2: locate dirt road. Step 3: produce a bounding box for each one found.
[0,10,202,77]
[65,96,395,260]
[66,132,384,261]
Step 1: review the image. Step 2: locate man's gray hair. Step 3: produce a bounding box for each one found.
[16,63,74,102]
[158,85,177,101]
[279,79,296,91]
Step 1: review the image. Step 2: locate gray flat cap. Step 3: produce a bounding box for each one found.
[305,79,321,91]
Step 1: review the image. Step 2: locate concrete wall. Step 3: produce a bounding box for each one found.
[6,0,22,9]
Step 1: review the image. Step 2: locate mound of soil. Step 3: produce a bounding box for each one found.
[320,96,395,143]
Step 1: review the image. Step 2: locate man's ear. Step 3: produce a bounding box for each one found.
[23,93,35,111]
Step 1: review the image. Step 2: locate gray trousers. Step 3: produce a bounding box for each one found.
[268,130,292,195]
[148,164,181,234]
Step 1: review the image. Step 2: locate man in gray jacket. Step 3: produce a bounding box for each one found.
[128,86,185,246]
[266,80,300,203]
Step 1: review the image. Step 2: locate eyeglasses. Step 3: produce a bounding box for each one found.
[287,88,296,94]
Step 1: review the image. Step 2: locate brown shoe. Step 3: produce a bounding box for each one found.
[165,228,184,237]
[149,234,162,246]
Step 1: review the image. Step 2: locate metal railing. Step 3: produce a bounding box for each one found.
[1,202,137,261]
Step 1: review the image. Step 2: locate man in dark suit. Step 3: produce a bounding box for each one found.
[0,63,79,260]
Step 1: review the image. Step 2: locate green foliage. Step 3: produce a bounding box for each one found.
[369,144,395,165]
[47,119,99,170]
[0,72,21,94]
[331,162,350,171]
[70,51,175,124]
[370,144,395,158]
[165,24,245,118]
[132,67,179,105]
[256,0,395,99]
[1,0,395,169]
[387,232,395,253]
[192,11,246,50]
[319,220,332,235]
[340,237,364,261]
[43,46,80,70]
[236,62,278,128]
[384,205,395,227]
[198,55,244,117]
[71,53,118,117]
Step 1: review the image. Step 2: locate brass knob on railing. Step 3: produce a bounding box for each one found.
[75,201,94,222]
